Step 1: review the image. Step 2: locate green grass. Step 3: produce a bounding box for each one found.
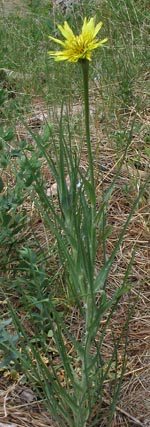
[0,0,149,121]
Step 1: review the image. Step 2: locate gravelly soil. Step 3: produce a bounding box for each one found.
[0,0,28,16]
[0,0,78,16]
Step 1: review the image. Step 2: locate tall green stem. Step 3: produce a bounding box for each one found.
[75,60,97,427]
[81,59,95,193]
[80,59,96,330]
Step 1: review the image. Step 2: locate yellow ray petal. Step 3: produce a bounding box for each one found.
[58,21,75,40]
[93,21,103,38]
[49,36,65,46]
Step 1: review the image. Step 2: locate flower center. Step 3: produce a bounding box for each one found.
[72,36,89,54]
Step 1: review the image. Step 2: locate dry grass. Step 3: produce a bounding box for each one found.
[0,88,150,427]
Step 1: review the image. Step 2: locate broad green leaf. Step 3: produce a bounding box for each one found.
[82,176,96,205]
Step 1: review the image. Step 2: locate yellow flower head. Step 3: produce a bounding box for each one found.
[48,17,108,63]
